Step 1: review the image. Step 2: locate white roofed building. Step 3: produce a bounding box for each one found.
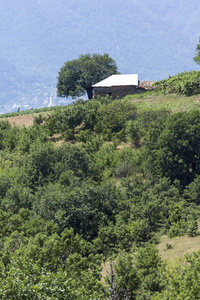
[92,74,154,99]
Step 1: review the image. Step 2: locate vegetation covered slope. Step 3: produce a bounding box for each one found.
[1,87,200,298]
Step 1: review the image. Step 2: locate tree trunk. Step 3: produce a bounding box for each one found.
[86,87,93,100]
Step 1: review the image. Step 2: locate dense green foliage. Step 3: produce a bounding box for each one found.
[194,38,200,65]
[155,71,200,96]
[57,54,118,100]
[143,110,200,186]
[1,94,200,298]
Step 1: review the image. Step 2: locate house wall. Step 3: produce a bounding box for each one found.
[93,81,155,99]
[93,85,138,99]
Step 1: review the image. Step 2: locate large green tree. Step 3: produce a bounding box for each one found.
[57,53,118,100]
[143,110,200,186]
[194,38,200,64]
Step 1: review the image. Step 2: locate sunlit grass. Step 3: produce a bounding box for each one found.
[157,234,200,266]
[124,91,200,113]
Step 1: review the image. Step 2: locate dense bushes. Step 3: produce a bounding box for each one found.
[0,96,200,298]
[155,71,200,96]
[143,110,200,186]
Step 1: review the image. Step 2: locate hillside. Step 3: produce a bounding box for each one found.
[0,0,200,113]
[1,89,200,297]
[4,92,200,127]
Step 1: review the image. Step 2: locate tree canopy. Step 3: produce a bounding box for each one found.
[56,53,118,100]
[194,38,200,65]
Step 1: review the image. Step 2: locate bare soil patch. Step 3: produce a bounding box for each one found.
[6,115,35,127]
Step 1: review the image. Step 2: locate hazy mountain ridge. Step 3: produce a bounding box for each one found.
[0,0,199,113]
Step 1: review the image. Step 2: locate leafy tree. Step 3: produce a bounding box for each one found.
[20,142,56,189]
[126,108,171,147]
[153,252,200,299]
[1,126,20,151]
[54,143,91,179]
[33,181,120,240]
[0,174,11,198]
[103,245,165,300]
[194,38,200,64]
[1,186,34,213]
[143,110,200,186]
[0,254,102,299]
[82,98,102,130]
[57,53,118,99]
[45,101,85,138]
[184,175,200,204]
[95,217,152,257]
[95,99,137,141]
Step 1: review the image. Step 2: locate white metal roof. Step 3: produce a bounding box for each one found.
[93,74,138,87]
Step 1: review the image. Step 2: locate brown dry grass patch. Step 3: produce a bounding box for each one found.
[157,234,200,266]
[7,115,35,127]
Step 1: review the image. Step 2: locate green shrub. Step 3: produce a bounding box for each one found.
[155,71,200,96]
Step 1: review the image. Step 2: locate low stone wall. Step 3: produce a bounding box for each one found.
[138,80,155,89]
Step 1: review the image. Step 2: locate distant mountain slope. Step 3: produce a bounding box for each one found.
[0,0,199,113]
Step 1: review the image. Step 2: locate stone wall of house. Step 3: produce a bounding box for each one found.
[93,85,137,99]
[93,81,155,99]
